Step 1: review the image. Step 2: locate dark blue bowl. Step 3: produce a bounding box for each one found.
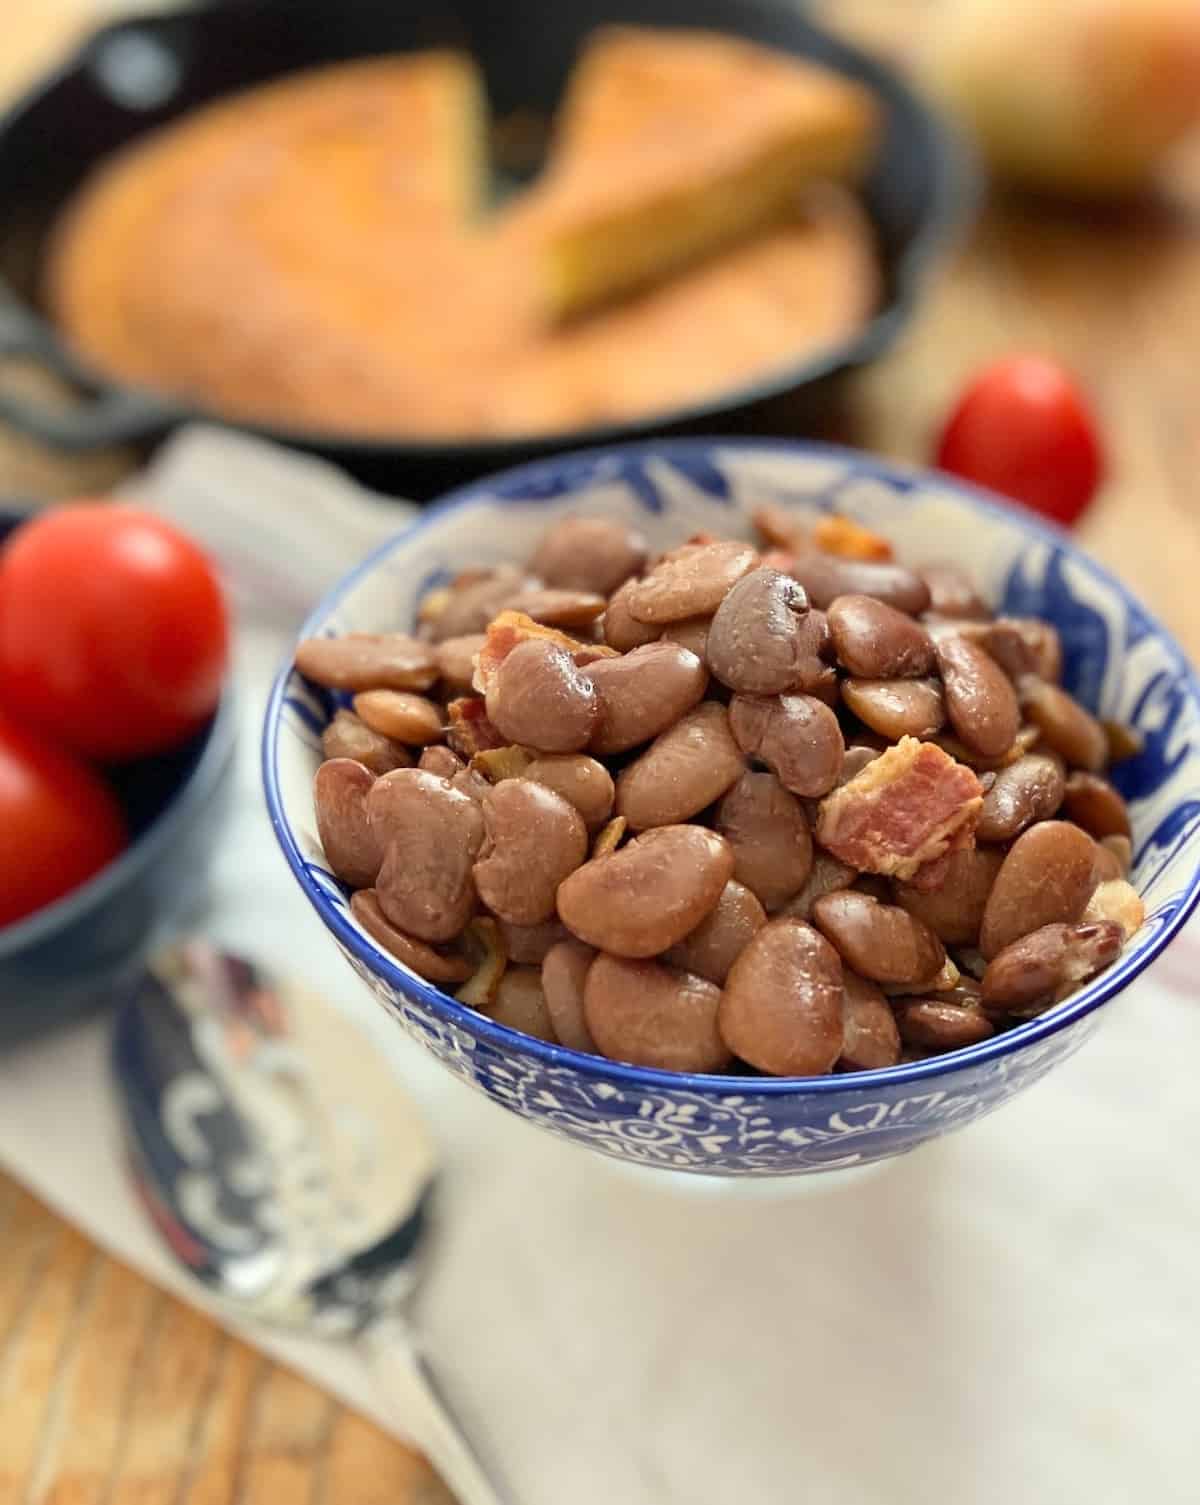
[0,507,237,1044]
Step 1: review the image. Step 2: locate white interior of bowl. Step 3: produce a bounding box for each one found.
[269,441,1200,1054]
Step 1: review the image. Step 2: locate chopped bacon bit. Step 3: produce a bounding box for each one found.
[446,697,506,758]
[816,737,983,881]
[472,745,534,782]
[813,514,894,561]
[473,609,607,693]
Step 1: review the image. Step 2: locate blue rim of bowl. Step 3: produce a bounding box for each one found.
[0,503,238,960]
[263,436,1200,1094]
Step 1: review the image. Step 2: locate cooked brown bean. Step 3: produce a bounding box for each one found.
[523,753,615,832]
[838,971,901,1070]
[919,563,991,621]
[529,517,647,596]
[664,880,767,984]
[841,678,945,740]
[541,939,598,1052]
[894,996,994,1050]
[296,632,438,692]
[789,554,930,614]
[497,917,569,965]
[368,769,485,942]
[586,641,708,754]
[503,587,607,628]
[730,693,844,797]
[719,919,845,1076]
[981,618,1063,683]
[314,759,381,889]
[616,702,744,829]
[473,779,588,925]
[557,825,734,957]
[584,955,731,1072]
[893,845,1005,946]
[981,920,1124,1015]
[934,635,1020,760]
[1103,720,1143,764]
[1100,833,1133,875]
[450,766,491,803]
[979,820,1100,959]
[322,709,411,775]
[626,540,758,623]
[706,568,826,695]
[976,752,1065,843]
[1061,771,1132,839]
[813,890,945,987]
[418,745,465,779]
[660,616,711,658]
[484,638,599,753]
[353,690,444,746]
[350,889,472,984]
[779,852,858,920]
[483,967,559,1042]
[435,634,486,693]
[602,579,662,651]
[837,744,884,786]
[828,594,935,679]
[1083,879,1145,940]
[713,771,813,911]
[427,564,533,641]
[1022,680,1107,771]
[1091,842,1123,883]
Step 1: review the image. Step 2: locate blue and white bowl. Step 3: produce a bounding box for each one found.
[264,440,1200,1177]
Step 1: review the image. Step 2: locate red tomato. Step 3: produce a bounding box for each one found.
[935,355,1104,527]
[0,505,228,761]
[0,710,127,927]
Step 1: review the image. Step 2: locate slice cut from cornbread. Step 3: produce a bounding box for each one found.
[504,26,880,323]
[47,53,487,391]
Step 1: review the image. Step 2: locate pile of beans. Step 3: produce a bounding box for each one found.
[297,506,1144,1076]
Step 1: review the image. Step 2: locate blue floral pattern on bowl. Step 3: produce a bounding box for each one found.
[263,440,1200,1177]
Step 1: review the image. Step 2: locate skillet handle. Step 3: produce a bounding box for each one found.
[0,303,173,450]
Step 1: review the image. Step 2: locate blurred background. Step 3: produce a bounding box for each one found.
[2,3,1199,1502]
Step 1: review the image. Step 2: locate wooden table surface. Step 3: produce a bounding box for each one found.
[3,1,1200,1500]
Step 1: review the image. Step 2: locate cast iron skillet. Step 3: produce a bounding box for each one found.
[0,0,973,496]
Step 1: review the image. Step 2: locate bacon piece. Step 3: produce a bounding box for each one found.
[816,737,983,881]
[446,697,507,758]
[813,514,893,561]
[473,609,614,694]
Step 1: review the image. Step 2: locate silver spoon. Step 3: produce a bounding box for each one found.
[111,938,508,1505]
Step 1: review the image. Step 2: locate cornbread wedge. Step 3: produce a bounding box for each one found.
[48,54,487,390]
[506,27,880,322]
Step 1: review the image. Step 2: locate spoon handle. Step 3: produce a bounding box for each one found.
[362,1319,512,1505]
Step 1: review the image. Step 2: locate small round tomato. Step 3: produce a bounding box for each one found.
[0,505,228,761]
[935,355,1104,527]
[0,710,128,927]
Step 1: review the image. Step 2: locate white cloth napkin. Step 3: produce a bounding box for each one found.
[1,425,1197,1505]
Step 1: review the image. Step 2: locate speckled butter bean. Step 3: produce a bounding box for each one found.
[838,971,901,1070]
[474,779,588,925]
[729,693,844,798]
[935,635,1020,760]
[1021,680,1107,771]
[367,769,485,943]
[314,758,381,890]
[706,568,826,695]
[586,641,708,755]
[713,771,812,911]
[296,632,438,692]
[353,690,444,746]
[485,638,599,753]
[627,540,758,624]
[979,820,1100,959]
[981,920,1124,1015]
[322,709,411,775]
[719,919,845,1076]
[523,753,615,832]
[828,594,935,679]
[841,678,945,741]
[541,939,598,1053]
[812,890,945,986]
[584,955,731,1072]
[664,880,767,984]
[557,825,734,957]
[976,753,1065,842]
[616,702,744,830]
[350,889,472,984]
[789,554,930,614]
[529,517,647,596]
[893,845,1005,947]
[1061,771,1132,839]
